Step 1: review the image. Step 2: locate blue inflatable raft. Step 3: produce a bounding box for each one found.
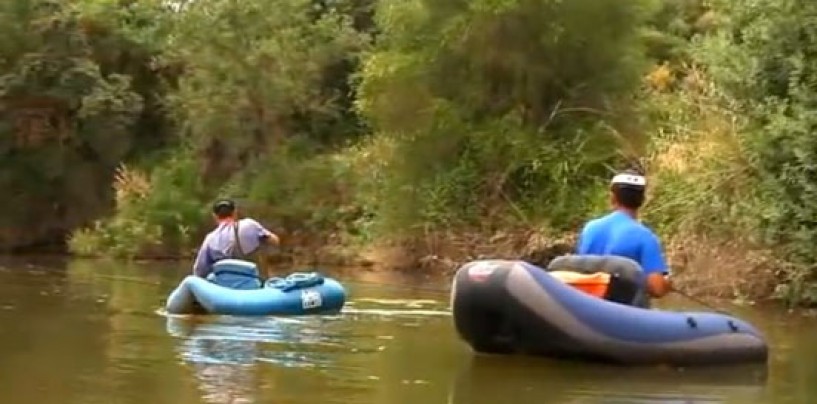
[451,259,768,367]
[165,259,347,316]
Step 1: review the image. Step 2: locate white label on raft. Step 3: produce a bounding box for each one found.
[467,261,500,282]
[301,289,323,310]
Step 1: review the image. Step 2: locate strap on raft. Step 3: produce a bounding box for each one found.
[265,272,325,292]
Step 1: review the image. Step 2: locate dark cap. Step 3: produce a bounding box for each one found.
[212,199,236,217]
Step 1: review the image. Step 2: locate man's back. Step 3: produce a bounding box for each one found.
[193,218,272,277]
[206,219,268,256]
[576,210,667,277]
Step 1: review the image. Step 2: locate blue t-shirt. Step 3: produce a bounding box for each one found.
[576,210,668,278]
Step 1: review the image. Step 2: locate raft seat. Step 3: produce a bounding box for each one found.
[549,270,611,298]
[546,255,649,307]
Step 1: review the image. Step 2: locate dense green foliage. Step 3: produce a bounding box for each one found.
[6,0,817,304]
[698,0,817,303]
[354,0,656,235]
[0,0,172,251]
[65,0,659,257]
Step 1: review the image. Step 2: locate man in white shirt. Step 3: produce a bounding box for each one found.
[192,199,280,278]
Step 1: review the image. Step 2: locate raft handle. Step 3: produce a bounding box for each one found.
[727,320,739,332]
[686,316,697,329]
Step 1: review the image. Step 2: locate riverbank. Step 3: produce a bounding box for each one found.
[59,224,784,304]
[325,232,774,304]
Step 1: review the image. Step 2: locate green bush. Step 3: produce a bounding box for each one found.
[66,0,372,257]
[355,0,658,237]
[640,75,760,240]
[235,137,367,235]
[67,145,206,258]
[683,0,817,304]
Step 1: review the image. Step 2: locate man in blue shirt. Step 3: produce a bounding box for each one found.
[576,170,672,298]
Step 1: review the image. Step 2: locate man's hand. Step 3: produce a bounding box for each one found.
[646,273,672,298]
[267,232,280,246]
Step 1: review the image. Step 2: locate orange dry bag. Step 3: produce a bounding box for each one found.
[549,270,611,298]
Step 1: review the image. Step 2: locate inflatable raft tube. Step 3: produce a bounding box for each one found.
[546,254,651,308]
[166,261,347,316]
[451,259,768,367]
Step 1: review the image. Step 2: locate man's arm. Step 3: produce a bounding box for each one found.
[243,218,280,246]
[640,232,672,298]
[192,237,213,278]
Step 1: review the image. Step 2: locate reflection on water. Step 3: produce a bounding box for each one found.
[162,294,457,404]
[165,315,348,403]
[166,316,345,367]
[2,257,817,404]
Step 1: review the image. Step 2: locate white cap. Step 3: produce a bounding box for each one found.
[611,173,646,187]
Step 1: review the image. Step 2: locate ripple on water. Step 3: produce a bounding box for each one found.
[163,297,452,375]
[341,298,451,318]
[167,316,347,368]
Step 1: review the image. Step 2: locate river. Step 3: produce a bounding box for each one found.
[0,256,814,404]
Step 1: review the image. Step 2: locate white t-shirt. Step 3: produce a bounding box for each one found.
[192,218,274,277]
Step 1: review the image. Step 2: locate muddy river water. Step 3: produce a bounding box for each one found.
[0,257,815,404]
